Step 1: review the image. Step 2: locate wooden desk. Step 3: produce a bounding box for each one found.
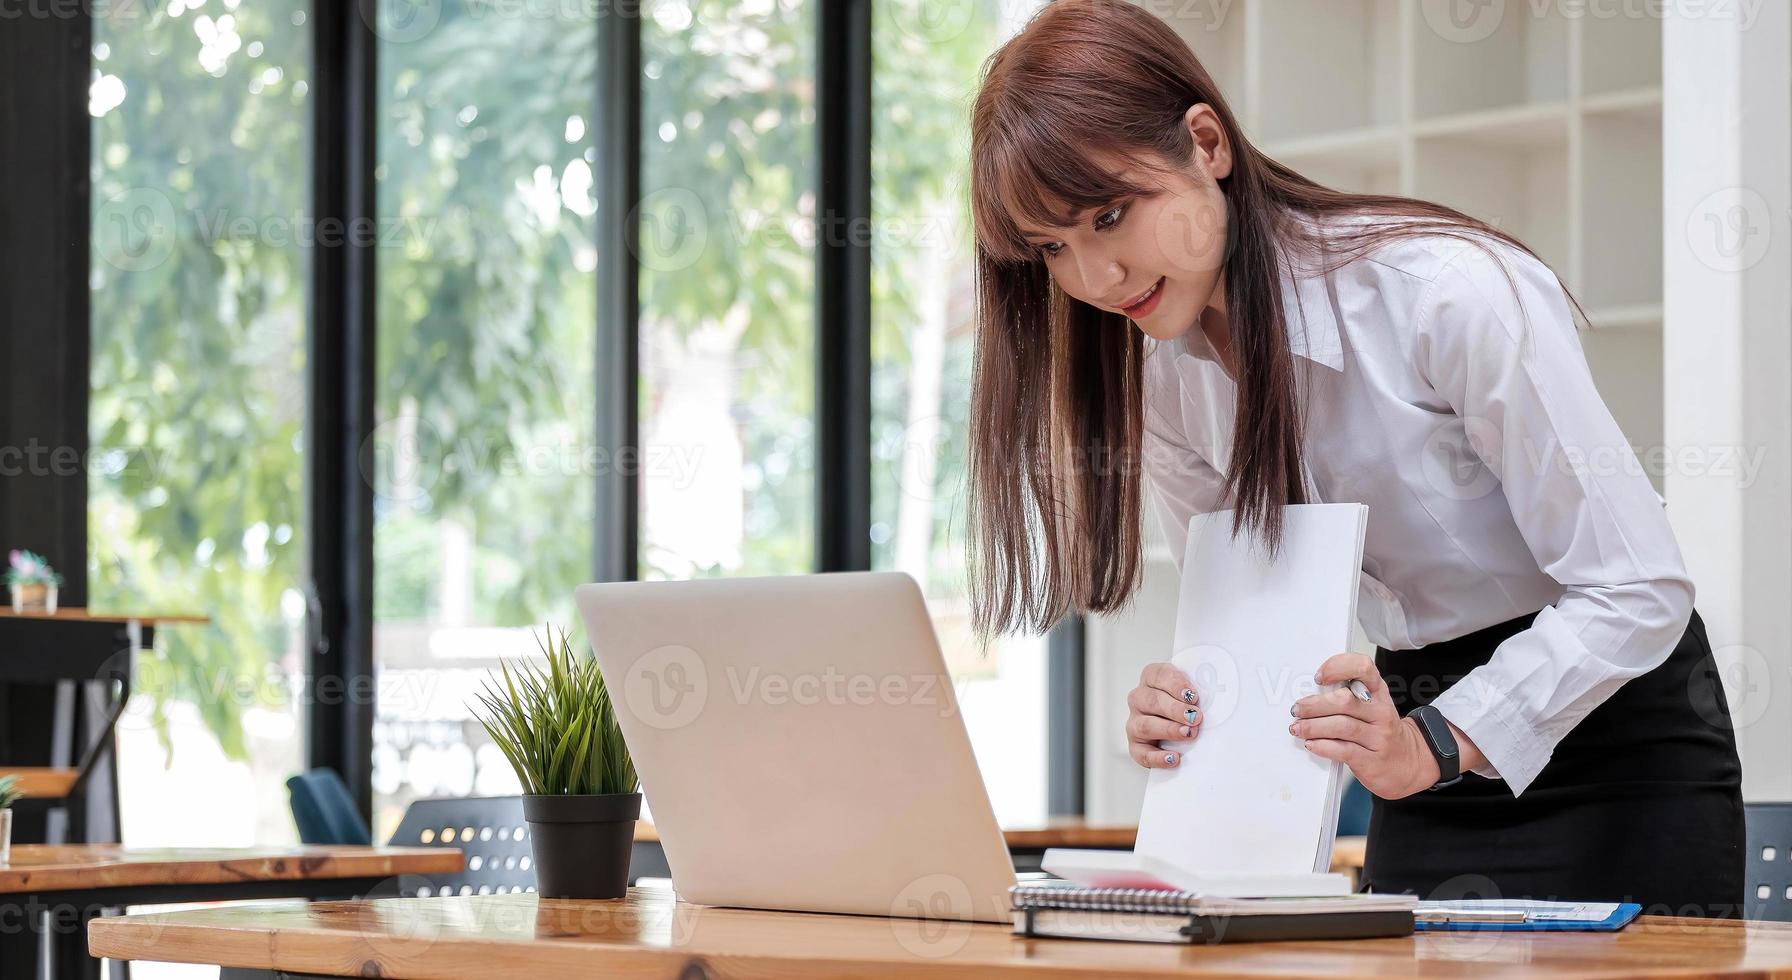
[0,608,210,848]
[0,608,208,625]
[89,887,1792,978]
[2,844,461,980]
[1,766,79,799]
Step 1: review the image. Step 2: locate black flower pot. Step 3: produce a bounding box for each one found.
[522,792,642,899]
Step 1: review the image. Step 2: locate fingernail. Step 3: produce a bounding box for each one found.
[1180,725,1192,737]
[1164,752,1178,765]
[1185,707,1199,724]
[1288,722,1298,736]
[1302,740,1312,750]
[1181,689,1195,704]
[1290,703,1299,717]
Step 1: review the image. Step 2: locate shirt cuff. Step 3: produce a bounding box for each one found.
[1428,672,1551,796]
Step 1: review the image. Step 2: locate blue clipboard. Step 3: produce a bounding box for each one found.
[1414,902,1641,932]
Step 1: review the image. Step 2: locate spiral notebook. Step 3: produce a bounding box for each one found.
[1009,880,1415,944]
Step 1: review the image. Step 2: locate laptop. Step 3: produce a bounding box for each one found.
[573,571,1018,923]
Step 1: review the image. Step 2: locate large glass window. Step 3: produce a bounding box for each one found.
[89,0,312,846]
[870,0,1049,825]
[370,0,599,839]
[638,0,815,579]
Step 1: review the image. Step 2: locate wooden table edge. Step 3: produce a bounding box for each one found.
[83,892,1792,980]
[0,608,210,624]
[1,766,80,799]
[0,847,464,894]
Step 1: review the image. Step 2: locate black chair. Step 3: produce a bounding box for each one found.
[286,776,670,893]
[1745,802,1792,921]
[387,796,539,898]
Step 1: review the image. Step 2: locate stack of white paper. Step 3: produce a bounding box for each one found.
[1043,503,1369,897]
[1135,503,1368,878]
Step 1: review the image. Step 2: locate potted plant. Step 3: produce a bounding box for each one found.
[0,775,19,865]
[7,550,62,614]
[472,625,640,900]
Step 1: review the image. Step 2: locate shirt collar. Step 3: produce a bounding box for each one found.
[1279,250,1345,373]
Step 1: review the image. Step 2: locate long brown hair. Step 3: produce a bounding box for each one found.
[967,0,1570,637]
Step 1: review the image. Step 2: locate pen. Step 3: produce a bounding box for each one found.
[1347,679,1372,702]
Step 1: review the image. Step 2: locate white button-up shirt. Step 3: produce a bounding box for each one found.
[1140,218,1694,797]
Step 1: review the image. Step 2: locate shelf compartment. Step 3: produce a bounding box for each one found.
[1264,127,1403,195]
[1579,106,1662,311]
[1579,327,1664,491]
[1412,112,1571,274]
[1255,0,1403,143]
[1414,0,1570,119]
[1581,9,1661,97]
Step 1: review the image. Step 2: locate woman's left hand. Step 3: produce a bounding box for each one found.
[1290,653,1439,800]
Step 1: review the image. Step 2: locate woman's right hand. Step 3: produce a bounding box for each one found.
[1127,662,1201,769]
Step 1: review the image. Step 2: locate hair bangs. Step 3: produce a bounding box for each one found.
[972,106,1165,266]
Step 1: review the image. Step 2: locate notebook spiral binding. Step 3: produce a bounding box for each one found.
[1008,884,1203,915]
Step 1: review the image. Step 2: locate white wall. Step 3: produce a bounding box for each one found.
[1663,4,1792,801]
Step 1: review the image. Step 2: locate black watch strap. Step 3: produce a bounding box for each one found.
[1407,704,1462,790]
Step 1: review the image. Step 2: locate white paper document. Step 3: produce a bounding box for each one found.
[1134,503,1370,879]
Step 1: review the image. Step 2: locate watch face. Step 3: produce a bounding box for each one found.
[1417,706,1458,760]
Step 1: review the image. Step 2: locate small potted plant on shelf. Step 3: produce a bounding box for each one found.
[472,625,640,900]
[0,775,19,865]
[7,550,62,614]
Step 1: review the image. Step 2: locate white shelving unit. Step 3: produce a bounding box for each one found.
[1084,2,1672,820]
[1167,0,1665,464]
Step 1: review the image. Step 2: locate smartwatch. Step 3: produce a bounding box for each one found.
[1406,704,1463,790]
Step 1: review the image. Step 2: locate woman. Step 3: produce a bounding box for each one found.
[965,0,1743,916]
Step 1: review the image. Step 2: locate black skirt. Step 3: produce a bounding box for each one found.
[1362,607,1745,918]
